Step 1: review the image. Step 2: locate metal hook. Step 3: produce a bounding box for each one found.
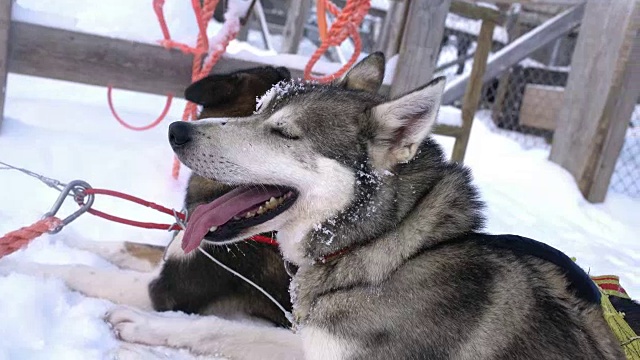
[43,180,95,234]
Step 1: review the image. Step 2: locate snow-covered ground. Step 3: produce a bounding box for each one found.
[1,1,639,358]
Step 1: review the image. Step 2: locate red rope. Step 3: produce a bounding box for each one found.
[150,0,241,179]
[171,0,242,180]
[0,186,277,258]
[109,0,241,179]
[107,87,174,131]
[78,188,186,231]
[305,0,371,82]
[317,0,328,41]
[0,217,63,258]
[77,188,277,246]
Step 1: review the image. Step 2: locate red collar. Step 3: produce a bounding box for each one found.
[249,233,353,264]
[317,245,355,264]
[249,234,278,246]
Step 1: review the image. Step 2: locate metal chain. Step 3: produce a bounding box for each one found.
[0,161,68,192]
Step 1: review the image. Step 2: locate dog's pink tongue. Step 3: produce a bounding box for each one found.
[181,186,284,254]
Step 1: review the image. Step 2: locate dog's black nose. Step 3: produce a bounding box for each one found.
[169,121,192,148]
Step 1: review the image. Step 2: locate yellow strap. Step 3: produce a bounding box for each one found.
[600,290,640,359]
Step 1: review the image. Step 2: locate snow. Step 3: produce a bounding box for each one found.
[225,0,254,20]
[437,105,464,127]
[14,0,199,46]
[446,13,508,44]
[370,0,390,11]
[0,274,117,359]
[520,58,571,72]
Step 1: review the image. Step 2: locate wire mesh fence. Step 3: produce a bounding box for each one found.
[609,102,640,198]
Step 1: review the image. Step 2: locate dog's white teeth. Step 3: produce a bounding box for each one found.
[245,211,256,218]
[209,226,217,232]
[257,206,266,215]
[233,216,241,220]
[266,197,278,209]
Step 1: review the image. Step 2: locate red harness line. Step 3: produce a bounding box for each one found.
[78,188,278,246]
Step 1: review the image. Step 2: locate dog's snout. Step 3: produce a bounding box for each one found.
[169,121,192,148]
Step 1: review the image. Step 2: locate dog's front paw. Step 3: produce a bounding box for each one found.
[106,306,170,347]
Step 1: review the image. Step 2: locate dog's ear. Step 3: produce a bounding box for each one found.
[336,52,385,94]
[369,76,446,169]
[184,74,244,107]
[275,66,292,81]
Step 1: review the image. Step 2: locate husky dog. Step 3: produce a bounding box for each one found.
[1,53,635,359]
[0,66,294,327]
[151,66,294,327]
[105,52,624,359]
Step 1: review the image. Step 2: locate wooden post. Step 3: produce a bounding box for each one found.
[281,0,312,54]
[451,20,496,162]
[237,14,251,41]
[0,0,12,132]
[549,0,640,203]
[254,0,275,52]
[374,0,408,57]
[390,0,452,98]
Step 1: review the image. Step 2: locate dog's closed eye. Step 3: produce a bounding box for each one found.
[270,127,300,140]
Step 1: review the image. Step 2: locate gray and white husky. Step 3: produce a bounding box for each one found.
[1,53,629,359]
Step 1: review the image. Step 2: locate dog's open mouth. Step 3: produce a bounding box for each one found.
[181,185,298,253]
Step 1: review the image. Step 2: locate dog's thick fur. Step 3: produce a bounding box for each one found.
[160,52,622,359]
[1,54,636,359]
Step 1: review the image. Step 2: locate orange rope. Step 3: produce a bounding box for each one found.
[0,217,62,258]
[158,0,241,179]
[305,0,371,82]
[316,0,328,41]
[106,0,240,178]
[107,87,174,131]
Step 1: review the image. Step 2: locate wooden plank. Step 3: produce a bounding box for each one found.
[0,0,11,132]
[9,22,192,97]
[450,1,505,24]
[7,21,340,98]
[550,0,640,203]
[433,124,463,137]
[442,3,584,104]
[390,0,452,98]
[451,20,495,162]
[374,0,408,56]
[519,84,564,130]
[281,0,312,54]
[254,0,275,52]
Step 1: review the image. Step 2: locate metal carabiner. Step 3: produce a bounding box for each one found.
[42,180,95,234]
